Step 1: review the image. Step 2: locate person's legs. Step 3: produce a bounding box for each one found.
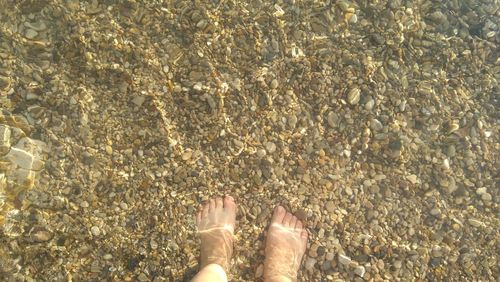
[192,196,237,282]
[263,206,308,282]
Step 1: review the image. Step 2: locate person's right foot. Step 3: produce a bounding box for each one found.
[263,206,308,282]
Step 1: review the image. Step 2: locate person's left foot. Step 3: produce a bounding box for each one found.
[196,196,237,271]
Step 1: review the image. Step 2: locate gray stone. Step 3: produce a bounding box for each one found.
[25,29,38,39]
[370,118,383,131]
[6,147,35,170]
[305,257,317,270]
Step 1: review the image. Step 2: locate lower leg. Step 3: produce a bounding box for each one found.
[192,263,228,282]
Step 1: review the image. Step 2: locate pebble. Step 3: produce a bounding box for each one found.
[150,239,158,250]
[270,79,279,89]
[287,114,298,129]
[25,29,38,39]
[481,193,492,201]
[33,230,52,242]
[327,112,338,128]
[80,201,90,208]
[182,150,193,161]
[354,265,366,277]
[105,145,113,155]
[305,257,317,270]
[393,260,403,269]
[476,187,487,195]
[468,219,482,227]
[256,149,266,158]
[370,118,383,131]
[338,254,352,265]
[6,147,35,170]
[137,273,149,282]
[364,98,375,111]
[325,201,335,212]
[132,96,146,107]
[347,87,361,105]
[91,226,101,236]
[255,264,264,278]
[103,254,113,260]
[406,174,419,184]
[265,142,276,153]
[0,125,10,154]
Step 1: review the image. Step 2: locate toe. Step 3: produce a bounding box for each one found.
[301,230,309,250]
[215,197,224,209]
[202,202,210,217]
[290,215,298,230]
[295,218,303,230]
[271,206,286,223]
[223,196,237,212]
[283,211,293,227]
[209,198,216,212]
[196,211,202,225]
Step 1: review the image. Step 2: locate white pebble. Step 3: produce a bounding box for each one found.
[91,226,101,236]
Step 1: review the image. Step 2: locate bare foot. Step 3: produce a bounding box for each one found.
[196,196,237,271]
[263,206,308,282]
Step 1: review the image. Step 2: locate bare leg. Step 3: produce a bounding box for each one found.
[192,196,236,282]
[263,206,308,282]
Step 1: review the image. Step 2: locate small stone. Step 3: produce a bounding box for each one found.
[182,150,192,161]
[25,29,38,39]
[196,19,208,29]
[354,265,366,277]
[326,252,335,261]
[150,239,158,250]
[255,264,264,278]
[256,149,266,158]
[6,147,35,170]
[265,142,276,153]
[270,79,279,89]
[406,174,418,184]
[476,187,487,195]
[137,273,149,282]
[305,257,317,270]
[103,254,113,260]
[364,98,375,111]
[91,226,101,236]
[325,201,335,212]
[347,87,361,105]
[105,145,113,155]
[33,230,52,242]
[287,114,298,129]
[327,112,338,128]
[370,118,383,131]
[430,208,441,217]
[393,260,403,269]
[0,125,11,155]
[338,254,351,265]
[468,219,482,227]
[25,20,47,31]
[481,193,492,201]
[90,260,101,273]
[132,95,146,107]
[80,201,89,208]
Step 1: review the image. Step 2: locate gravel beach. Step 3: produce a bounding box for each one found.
[0,0,498,280]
